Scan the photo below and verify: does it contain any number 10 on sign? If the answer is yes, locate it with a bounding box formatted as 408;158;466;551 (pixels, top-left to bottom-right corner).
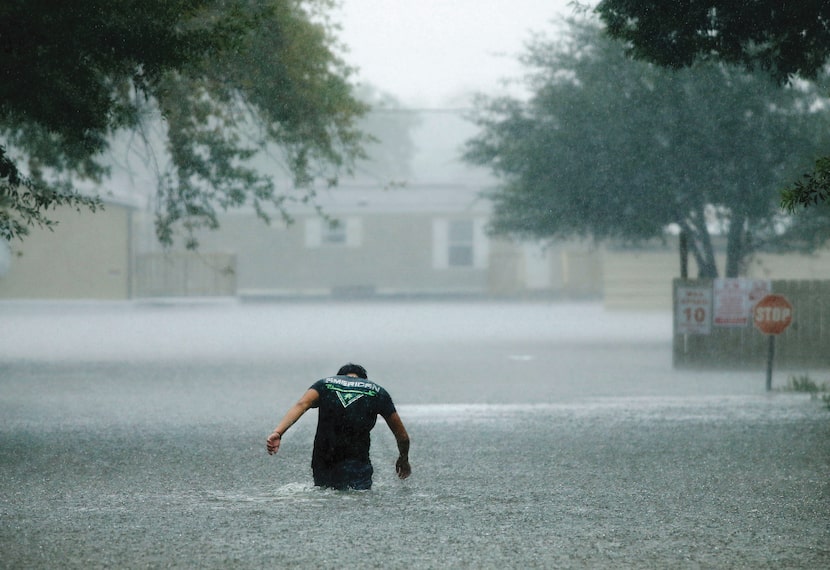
677;286;712;335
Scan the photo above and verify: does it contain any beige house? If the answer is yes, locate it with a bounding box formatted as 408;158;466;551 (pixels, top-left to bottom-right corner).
0;201;134;300
132;183;602;300
4;189;828;306
0;187;603;302
125;108;604;300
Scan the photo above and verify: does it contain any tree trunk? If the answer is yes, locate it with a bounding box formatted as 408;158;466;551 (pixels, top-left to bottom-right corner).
724;212;746;278
694;225;718;278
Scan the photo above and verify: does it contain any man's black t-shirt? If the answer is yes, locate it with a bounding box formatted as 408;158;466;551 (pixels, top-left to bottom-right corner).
309;376;396;470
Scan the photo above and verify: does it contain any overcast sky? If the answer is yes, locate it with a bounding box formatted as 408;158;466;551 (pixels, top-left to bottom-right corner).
334;0;584;108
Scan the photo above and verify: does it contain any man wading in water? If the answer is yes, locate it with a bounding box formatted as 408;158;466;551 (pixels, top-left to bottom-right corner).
266;363;411;490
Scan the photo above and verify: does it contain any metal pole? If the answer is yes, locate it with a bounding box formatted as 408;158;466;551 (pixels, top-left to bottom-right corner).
765;335;775;391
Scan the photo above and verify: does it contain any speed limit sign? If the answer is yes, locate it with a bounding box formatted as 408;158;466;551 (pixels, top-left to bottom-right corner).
677;285;712;335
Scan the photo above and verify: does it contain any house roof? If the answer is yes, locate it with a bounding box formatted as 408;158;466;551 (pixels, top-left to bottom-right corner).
295;183;493;215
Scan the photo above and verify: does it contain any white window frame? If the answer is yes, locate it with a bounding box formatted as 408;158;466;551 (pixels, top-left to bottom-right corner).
432;218;488;269
305;217;363;248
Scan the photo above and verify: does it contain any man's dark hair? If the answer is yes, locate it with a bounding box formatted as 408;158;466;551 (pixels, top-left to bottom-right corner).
337;363;368;379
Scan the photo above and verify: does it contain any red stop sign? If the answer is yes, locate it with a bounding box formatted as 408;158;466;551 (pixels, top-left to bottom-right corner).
753;294;793;335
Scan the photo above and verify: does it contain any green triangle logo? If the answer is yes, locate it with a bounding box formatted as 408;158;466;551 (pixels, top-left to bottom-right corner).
336;391;365;408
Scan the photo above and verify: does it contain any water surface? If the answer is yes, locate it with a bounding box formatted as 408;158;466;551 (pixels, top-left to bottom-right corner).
1;301;827;568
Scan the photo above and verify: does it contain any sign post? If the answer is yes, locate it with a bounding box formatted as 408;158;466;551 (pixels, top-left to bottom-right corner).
752;294;794;391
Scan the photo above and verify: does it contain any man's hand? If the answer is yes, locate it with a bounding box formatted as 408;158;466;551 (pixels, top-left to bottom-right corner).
385;412;410;480
395;456;411;479
266;431;282;455
266;389;319;456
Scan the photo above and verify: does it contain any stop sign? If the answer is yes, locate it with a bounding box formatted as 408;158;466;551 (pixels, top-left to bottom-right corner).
753;294;793;335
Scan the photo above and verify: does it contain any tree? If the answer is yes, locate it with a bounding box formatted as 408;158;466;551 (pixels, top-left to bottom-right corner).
0;0;368;248
595;0;830;211
463;18;830;278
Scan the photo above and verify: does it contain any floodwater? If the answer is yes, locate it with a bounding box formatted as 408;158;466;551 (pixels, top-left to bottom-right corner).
1;300;828;569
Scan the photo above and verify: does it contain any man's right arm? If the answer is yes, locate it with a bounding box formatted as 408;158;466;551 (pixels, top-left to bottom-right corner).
266;388;319;455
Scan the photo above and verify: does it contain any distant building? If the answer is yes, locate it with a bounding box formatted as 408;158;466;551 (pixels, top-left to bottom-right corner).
0;199;135;300
132;182;604;300
128;109;604;301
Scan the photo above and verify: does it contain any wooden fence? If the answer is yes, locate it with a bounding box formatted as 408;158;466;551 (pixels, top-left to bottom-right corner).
672;279;830;369
134;252;236;298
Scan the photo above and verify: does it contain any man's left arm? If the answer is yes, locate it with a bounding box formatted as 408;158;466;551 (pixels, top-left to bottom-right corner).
384;412;411;479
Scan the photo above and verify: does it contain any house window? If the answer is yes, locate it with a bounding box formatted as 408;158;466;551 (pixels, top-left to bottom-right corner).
305;217;362;248
448;220;474;267
321;221;347;245
432;218;488;269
